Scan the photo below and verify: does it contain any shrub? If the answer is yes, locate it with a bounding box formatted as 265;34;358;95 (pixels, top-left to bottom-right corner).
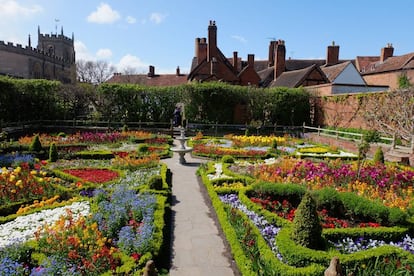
138;144;149;153
313;188;345;217
29;134;42;152
339;192;390;224
373;147;385;164
221;155;235;164
272;139;278;150
291;192;324;250
249;181;306;207
148;175;163;190
48;142;58;162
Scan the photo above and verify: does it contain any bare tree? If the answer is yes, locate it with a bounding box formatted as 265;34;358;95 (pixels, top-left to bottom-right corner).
76;60;116;84
362;88;414;142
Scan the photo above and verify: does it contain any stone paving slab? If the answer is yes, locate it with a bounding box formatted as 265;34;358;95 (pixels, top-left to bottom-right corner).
162;142;237;276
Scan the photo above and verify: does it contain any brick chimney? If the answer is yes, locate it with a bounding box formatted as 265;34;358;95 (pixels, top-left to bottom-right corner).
195;37;207;65
247;54;255;67
274;40;286;79
268;40;276;67
207;20;217;62
326;41;340;66
380;43;394;62
233;51;238;72
148;65;155;77
176;66;180;76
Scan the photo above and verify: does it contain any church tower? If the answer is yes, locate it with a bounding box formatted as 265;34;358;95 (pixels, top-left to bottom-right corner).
37;26;75;64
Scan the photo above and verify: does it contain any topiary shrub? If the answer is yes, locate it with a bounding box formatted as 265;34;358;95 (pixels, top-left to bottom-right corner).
291;192;324;250
272;139;278;150
49;142;58;162
29;134;42;152
138;144;149;154
221;155;235;164
373;147;385;164
148;175;163;190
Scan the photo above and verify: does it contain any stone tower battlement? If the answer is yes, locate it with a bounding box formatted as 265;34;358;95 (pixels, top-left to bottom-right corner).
0;26;76;83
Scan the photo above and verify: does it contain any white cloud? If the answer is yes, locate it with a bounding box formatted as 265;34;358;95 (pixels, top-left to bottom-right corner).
87;3;120;24
96;48;112;59
126;16;136;24
75;41;116;62
0;0;43;18
231;35;247;44
149;12;166;24
74;41;95;61
117;54;149;72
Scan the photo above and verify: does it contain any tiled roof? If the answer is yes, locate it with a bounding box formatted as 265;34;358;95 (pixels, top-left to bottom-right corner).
321;61;351;82
360;52;414;75
257;67;274;87
355;56;379;72
285;59;326;71
270;64;321;88
106;74;188;86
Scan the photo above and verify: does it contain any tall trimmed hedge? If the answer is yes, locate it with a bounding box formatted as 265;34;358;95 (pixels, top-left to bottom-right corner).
1;77;310;125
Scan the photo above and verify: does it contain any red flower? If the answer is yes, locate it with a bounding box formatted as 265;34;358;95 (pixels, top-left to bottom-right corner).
63;168;119;183
131;252;141;262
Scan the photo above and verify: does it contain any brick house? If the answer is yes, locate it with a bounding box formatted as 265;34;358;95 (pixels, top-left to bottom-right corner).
357;44;414;90
187;21;261;86
258;41;387;94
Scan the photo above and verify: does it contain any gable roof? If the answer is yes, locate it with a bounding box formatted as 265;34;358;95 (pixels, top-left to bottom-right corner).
270;64;329;88
106;73;188;86
360;52;414;75
188;47;238;82
321;61;352;82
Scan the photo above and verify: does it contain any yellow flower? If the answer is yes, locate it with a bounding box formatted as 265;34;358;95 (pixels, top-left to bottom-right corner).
15;180;23;187
13;167;21;174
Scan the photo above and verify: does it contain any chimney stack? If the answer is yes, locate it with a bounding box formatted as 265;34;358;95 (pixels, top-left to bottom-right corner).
326;41;340;66
268;40;276;67
247;54;255;67
148;65;155;77
233;51;238;72
176;66;180;76
207;20;217;62
195;38;207;65
380;43;394;62
274;40;286;79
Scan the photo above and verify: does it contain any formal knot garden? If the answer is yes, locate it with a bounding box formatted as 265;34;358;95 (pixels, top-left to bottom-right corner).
1;128;414;275
0;131;172;275
192;132;414;275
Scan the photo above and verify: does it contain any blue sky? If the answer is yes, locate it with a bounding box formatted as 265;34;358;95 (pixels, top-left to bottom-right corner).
1;0;414;74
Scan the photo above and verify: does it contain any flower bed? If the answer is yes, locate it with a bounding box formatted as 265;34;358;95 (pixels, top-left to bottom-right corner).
198;159;414;275
190;134;356;160
0;130;171;274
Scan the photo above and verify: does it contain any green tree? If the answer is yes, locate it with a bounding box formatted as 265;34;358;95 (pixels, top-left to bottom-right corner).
49;142;58;162
29;134;42;152
291;192;324;249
